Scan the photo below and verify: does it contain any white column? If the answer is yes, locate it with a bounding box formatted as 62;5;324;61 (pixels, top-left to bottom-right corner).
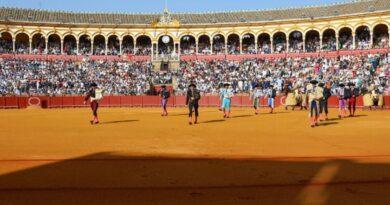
224;39;227;54
286;39;289;53
178;43;181;55
270;39;273;53
119;39;122;55
61;39;64;54
336;35;339;50
210;40;213;55
319;35;323;52
370;31;374;48
254;38;258;54
239;38;243;54
76;40;79;55
352;32;356;49
91;42;93;55
29;38;32;54
302;37;306;52
151;43;154;60
12;39;16;53
45;39;48;54
195;39;198;54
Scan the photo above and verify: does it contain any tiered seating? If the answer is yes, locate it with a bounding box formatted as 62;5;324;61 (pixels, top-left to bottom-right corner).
1;0;389;25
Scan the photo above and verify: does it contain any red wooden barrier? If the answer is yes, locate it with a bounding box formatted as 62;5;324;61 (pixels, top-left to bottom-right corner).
49;96;63;108
198;95;208;107
39;96;50;108
99;97;110;107
208;96;220;107
174;96;187;107
62;96;74;107
231;96;242;107
356;96;364;107
327;97;339;108
120;96;133;107
241;96;252;107
132;96;143;107
0;97;5;108
18;97;28;108
0;95;389;109
4;97;19;108
384;95;390;108
109;96;121;107
166;97;175;107
142;96;160;107
73;96;86;107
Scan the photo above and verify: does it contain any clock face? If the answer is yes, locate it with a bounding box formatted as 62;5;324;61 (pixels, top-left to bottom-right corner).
162;35;170;44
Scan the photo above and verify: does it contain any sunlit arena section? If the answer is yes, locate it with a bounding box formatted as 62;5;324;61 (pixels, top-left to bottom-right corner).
0;0;390;204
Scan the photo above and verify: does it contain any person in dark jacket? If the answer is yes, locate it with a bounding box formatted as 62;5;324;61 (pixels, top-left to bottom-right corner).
186;83;201;125
160;85;170;117
348;82;360;117
319;82;332;120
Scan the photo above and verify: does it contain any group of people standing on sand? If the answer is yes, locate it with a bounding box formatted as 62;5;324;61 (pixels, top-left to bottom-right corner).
158;83;202;125
84;80;385;127
281;79;385;127
249;84;278;114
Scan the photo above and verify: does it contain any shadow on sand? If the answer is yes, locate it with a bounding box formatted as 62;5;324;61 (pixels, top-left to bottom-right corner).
100;119;139;124
1;152;390;204
229;114;254;119
201;119;226;124
317;121;339;127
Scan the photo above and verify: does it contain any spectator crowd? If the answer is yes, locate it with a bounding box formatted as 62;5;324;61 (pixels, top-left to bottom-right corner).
0;54;389;96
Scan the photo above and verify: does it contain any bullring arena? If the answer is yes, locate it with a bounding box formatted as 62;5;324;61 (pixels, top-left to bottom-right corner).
1;0;390;204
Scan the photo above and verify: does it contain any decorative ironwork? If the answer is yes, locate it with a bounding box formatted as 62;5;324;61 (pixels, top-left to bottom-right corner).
151;6;180;28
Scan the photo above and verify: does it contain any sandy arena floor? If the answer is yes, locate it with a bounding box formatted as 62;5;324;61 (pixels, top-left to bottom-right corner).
0;107;389;205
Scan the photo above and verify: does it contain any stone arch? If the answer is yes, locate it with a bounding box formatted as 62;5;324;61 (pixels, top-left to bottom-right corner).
15;32;29;54
227;33;240;54
272;31;287;53
79;34;92;55
0;31;13;53
338;27;353;50
288;30;303;52
47;33;61;54
157;35;174;55
93;34;106;55
198;34;211;54
355;25;371;49
242;33;255;54
257;33;271;54
135;35;152;55
122;35;134;54
107;34;120;55
31;33;45;54
322;28;337;51
63;34;77;55
373;24;389;48
212;34;225;54
180;34;196;55
305;30;320;52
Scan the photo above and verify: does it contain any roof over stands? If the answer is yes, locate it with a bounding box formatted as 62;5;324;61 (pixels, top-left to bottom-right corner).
0;0;389;26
